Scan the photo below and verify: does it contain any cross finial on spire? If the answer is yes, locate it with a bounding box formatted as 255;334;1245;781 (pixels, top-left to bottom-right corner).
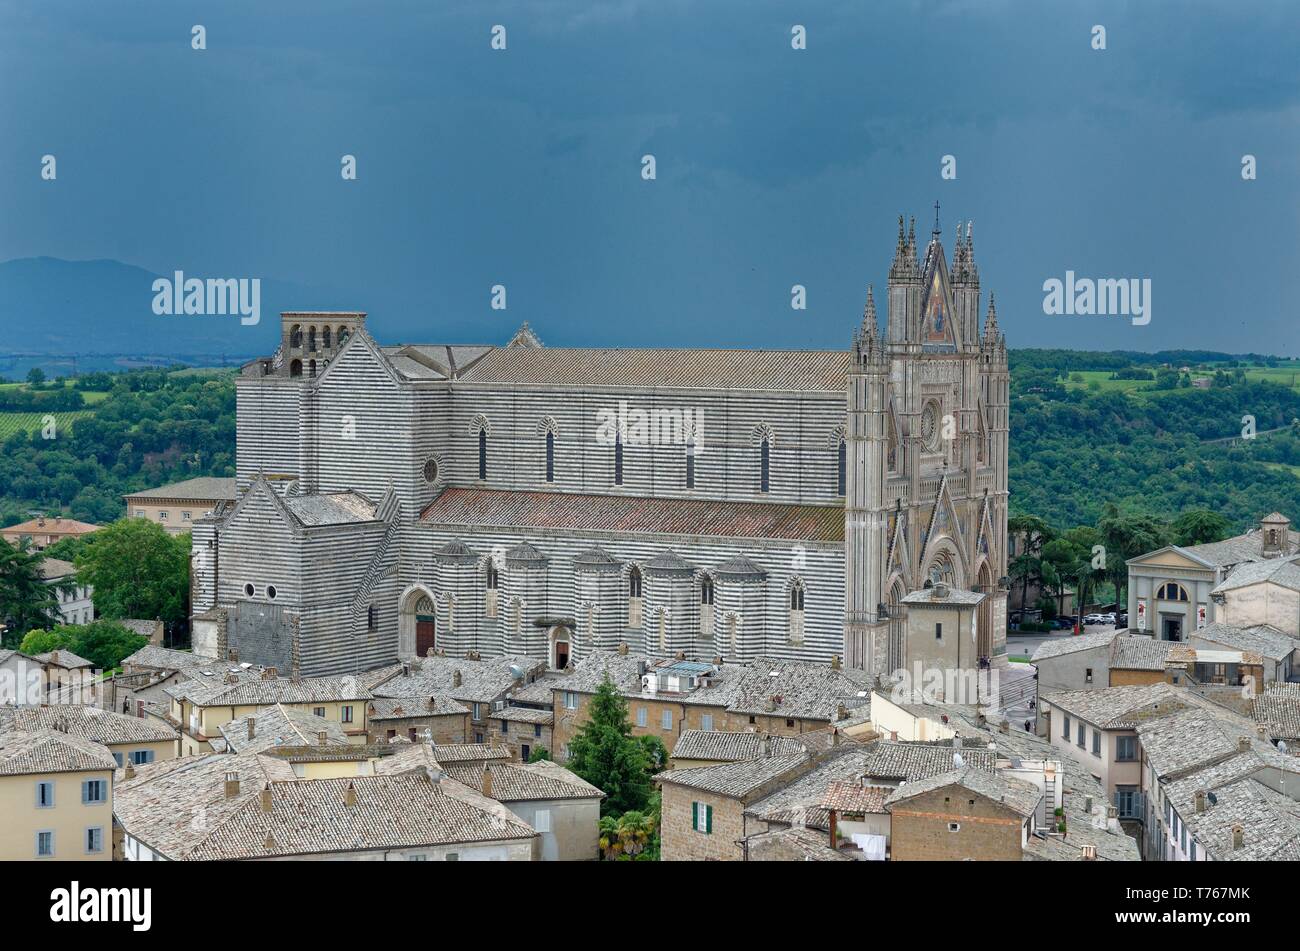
933;200;941;235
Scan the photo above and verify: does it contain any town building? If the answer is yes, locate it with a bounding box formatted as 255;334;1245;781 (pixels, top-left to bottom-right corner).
123;476;237;534
39;558;94;626
0;704;178;767
1125;512;1298;641
0;729;116;861
0;515;99;551
114;750;538;861
446;759;604;860
190;213;1010;683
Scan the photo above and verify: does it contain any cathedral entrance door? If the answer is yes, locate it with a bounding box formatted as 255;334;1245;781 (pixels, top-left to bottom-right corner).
416;614;436;655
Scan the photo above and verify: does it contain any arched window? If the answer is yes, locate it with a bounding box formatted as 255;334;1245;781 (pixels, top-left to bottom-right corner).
1156;582;1190;602
685;438;696;489
478;428;487;480
837;438;847;495
337;326;350;346
545;430;555;483
760;437;770;493
628;566;643;629
322;327;332;349
788;580;806;644
308;327;317;352
290;324;302;348
484;560;500;619
614;432;624;486
699;575;714;639
289;359;302;378
308;359;317;378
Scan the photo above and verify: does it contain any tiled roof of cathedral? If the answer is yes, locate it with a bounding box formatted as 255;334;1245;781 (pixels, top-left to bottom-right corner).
458;346;852;391
421;488;845;542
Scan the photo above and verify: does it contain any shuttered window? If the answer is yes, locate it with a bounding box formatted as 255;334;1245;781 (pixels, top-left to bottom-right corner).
692;801;713;834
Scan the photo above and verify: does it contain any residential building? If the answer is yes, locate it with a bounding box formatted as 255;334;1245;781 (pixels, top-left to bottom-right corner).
446;759;603;860
0;729;116;861
669;730;808;769
1190;622;1297;682
487;704;552;763
550;647;868;762
123;476;237;534
368;653;546;744
366;696;469;745
39;558;94;626
0;516;99;551
1038;683;1184;805
163;663;396;754
886;766;1042;861
114;751;537;861
0;704;179;767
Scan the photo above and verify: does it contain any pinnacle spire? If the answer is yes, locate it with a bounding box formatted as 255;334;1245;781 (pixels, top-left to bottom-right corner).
862;284;877;336
983;291;999;341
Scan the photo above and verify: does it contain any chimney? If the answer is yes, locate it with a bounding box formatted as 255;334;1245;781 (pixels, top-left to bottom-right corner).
344;781;357;808
1232;824;1244;850
1194;790;1207;813
618;642;628;655
830;654;841;671
481;764;494;798
124;762;136;780
224;771;240;799
260;784;273;813
264;832;276;851
762;735;772;758
765;696;777;713
1081;844;1097;861
247;717;256;740
50;650;59;665
261;667;277;681
1238;736;1251;752
836;703;847;722
228;648;239;664
318;730;328;746
889;730;898;742
953;735;963;750
453;670;463;688
999;719;1009;734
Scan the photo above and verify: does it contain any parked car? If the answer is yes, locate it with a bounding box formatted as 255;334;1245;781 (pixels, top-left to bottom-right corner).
1116;613;1129;627
1083;613;1104;624
1101;612;1117;624
1054;617;1076;630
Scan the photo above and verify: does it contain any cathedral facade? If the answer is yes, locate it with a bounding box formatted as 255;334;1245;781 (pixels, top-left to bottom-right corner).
191;213;1009;679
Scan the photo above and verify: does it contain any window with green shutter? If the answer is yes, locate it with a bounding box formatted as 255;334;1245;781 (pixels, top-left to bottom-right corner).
692;801;712;834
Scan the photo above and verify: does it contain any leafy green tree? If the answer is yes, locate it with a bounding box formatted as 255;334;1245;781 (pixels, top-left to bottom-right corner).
526;747;552;763
73;519;189;624
18;620;146;671
26;367;45;386
1170;509;1231;547
566;674;652;816
0;537;68;646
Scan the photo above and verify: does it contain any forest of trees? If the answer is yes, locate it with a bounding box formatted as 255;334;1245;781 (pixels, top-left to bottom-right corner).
0;368;235;528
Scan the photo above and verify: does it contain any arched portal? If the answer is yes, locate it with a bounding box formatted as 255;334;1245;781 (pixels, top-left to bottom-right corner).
549;625;572;670
397;585;437;660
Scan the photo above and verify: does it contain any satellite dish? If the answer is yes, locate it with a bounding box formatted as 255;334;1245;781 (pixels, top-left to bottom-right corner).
509;665;525;679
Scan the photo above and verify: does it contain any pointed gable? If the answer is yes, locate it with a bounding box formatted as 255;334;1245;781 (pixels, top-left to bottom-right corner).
920;238;958;348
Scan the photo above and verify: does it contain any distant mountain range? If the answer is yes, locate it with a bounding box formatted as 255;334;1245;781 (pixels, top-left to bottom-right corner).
0;257;366;359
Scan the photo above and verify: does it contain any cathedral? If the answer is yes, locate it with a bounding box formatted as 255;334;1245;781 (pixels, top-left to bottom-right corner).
190;211;1009;680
